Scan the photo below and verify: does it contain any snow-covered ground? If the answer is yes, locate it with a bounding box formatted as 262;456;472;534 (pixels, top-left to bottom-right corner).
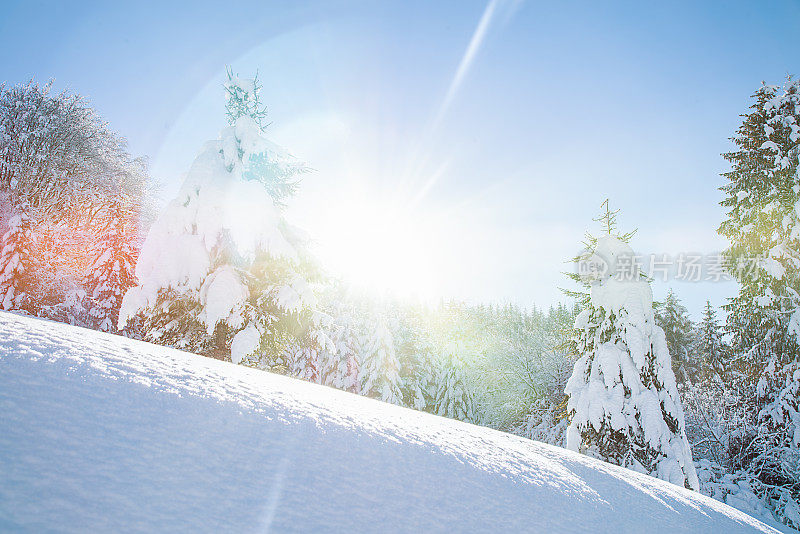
0;312;783;533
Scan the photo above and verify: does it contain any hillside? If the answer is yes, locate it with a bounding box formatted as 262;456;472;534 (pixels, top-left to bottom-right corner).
0;312;782;533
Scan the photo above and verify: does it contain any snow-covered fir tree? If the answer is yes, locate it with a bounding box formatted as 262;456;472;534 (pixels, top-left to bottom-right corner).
359;318;403;405
718;77;800;527
432;337;477;423
82;201;138;332
324;310;361;393
283;313;335;384
390;305;436;411
321;286;371;393
0;205;33;311
720;78;800;364
694;301;726;378
654;289;695;383
565;205;698;490
298;288;360;393
406;346;436;412
119;70;316;359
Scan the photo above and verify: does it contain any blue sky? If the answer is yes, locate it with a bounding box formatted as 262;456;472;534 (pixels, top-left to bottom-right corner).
2;0;799;316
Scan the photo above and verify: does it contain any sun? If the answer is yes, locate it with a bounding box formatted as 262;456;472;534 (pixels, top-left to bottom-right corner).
311;194;443;301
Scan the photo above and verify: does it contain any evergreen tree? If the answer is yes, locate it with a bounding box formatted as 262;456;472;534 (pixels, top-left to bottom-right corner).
359;319;403;405
654;289;694;382
719;78;800;368
325;314;361;393
82;201;137;332
694;301;726;378
0;205;33;311
119;71;316;359
432;337;477;423
407;345;436;411
314;292;362;393
284;316;335;384
391;305;436;411
718;77;800;527
564;206;698;490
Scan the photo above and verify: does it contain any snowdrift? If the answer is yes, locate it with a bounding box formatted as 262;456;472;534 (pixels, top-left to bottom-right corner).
0;313;781;533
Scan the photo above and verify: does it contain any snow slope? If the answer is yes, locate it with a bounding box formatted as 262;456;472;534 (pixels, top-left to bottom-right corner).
0;312;781;533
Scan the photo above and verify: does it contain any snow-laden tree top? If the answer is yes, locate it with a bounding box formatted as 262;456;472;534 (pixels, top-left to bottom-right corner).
585;235;652;314
224;68;267;128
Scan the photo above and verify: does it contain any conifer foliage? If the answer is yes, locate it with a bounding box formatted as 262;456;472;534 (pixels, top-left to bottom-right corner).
0;205;33;311
718;77;800;526
359;318;404;405
82;201;138;332
119;69;317;358
564;203;698;490
322;302;361;393
4;67;800;528
694;301;726;378
432;337;477;422
655;289;694;382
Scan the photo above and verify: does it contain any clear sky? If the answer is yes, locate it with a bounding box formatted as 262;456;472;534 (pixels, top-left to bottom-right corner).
2;0;799;316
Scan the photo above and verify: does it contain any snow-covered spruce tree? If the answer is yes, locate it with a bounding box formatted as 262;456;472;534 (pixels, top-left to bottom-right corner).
315;286;364;393
0;205;34;311
562;200;636;308
275;286;374;389
324;310;361;393
431;337;478;423
406;343;436;412
694;301;727;379
564;204;698;490
81;201;137;332
282;312;336;384
359;318;403;405
389;305;436;411
119;70;316;359
718;77;800;527
654;289;695;383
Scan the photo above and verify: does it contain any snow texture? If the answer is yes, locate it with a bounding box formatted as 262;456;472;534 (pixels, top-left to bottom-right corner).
0;312;783;533
230;323;260;365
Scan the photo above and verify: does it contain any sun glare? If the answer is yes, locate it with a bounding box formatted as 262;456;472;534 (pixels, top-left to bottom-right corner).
313;196;443;301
